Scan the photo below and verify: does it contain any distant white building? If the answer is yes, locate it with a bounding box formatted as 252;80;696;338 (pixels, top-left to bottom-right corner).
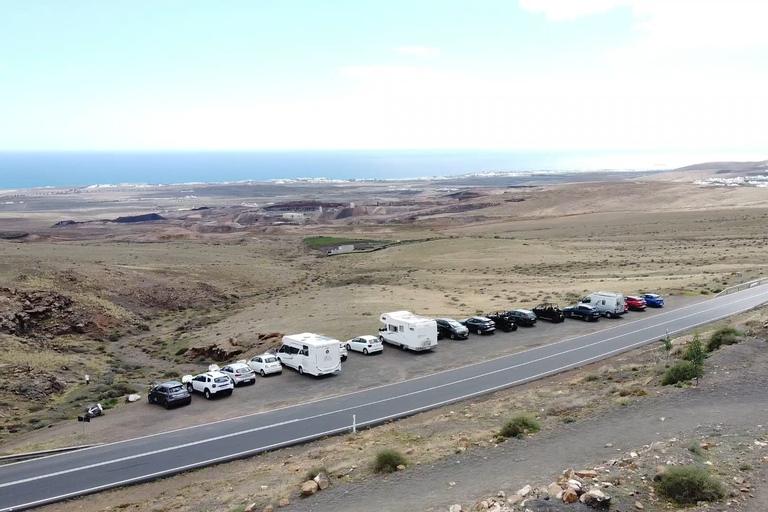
326;244;355;256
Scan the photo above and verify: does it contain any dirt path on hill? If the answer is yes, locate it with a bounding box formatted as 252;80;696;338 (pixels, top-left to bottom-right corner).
292;340;768;512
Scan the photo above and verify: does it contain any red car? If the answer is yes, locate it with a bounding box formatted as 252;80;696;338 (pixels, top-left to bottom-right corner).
625;295;647;311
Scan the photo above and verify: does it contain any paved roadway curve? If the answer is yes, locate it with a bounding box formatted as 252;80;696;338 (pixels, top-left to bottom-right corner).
2;285;767;511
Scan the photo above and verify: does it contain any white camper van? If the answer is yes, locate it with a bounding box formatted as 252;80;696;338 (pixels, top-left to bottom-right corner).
580;292;626;318
379;311;438;351
276;333;342;376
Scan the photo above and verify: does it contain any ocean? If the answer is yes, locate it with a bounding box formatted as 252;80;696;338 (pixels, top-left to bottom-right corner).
0;149;764;190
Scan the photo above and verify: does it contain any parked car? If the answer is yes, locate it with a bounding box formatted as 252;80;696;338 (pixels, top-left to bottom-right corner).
642;293;665;307
625;295;647;311
345;335;384;355
505;309;538;327
340;343;349;362
220;362;256;386
248;354;283;377
563;304;601;321
461;316;496;335
436;318;470;340
532;303;565;323
485;312;519;332
148;381;191;409
185;371;234;399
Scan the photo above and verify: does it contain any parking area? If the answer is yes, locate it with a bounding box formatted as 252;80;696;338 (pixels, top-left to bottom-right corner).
150;296;703;427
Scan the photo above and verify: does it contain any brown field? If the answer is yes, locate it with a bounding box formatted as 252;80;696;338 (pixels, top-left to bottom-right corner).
1;167;768;511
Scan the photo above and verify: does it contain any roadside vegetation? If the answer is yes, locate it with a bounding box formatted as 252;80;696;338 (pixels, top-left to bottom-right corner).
655;465;726;504
372;449;408;473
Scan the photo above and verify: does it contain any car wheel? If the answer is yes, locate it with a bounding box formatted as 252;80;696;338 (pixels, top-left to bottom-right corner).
227;390;233;396
363;348;369;355
298;366;304;375
163;399;170;410
204;389;211;399
260;370;265;377
450;333;456;340
187;383;193;393
379;335;385;343
346;344;352;351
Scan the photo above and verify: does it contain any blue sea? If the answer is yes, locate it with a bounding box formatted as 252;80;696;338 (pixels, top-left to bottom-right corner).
0;150;765;189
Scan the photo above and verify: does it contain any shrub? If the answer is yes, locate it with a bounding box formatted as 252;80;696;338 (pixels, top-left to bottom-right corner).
739;462;753;471
373;449;408;473
500;414;541;438
305;466;328;481
707;326;745;351
687;442;704;456
563;416;576;424
108;332;121;342
137;324;150;331
655;466;726;504
662;361;702;386
584;373;600;382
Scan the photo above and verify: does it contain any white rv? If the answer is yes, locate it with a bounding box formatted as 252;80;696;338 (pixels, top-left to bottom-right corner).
580;292;626;318
276;333;342;376
379;311;438;351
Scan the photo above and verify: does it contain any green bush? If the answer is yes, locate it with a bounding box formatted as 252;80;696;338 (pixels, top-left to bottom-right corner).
108;332;121;342
372;449;408;473
662;361;702;386
707;326;745;351
305;466;328;481
655;466;726;504
500;414;541;438
137;324;150;331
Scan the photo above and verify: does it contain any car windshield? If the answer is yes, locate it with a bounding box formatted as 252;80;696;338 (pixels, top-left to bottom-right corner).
168;385;183;393
264;357;277;363
214;377;230;383
448;321;462;328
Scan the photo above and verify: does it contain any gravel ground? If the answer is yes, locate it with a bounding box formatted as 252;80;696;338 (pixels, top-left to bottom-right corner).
291;338;768;512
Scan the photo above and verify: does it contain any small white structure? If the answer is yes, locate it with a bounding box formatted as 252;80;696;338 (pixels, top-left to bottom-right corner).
276;333;342;376
580;291;627;318
379;311;438;351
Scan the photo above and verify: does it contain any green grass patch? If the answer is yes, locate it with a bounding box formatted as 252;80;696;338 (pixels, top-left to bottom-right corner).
500;413;541;438
304;236;370;247
655;466;726;504
707;326;745;352
372;449;408;473
662;360;702;386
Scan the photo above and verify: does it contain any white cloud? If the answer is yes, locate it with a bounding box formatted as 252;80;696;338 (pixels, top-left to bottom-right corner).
394;45;441;58
518;0;627;20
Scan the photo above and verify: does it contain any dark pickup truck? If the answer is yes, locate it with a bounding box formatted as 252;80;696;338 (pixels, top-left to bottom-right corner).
485;312;519;332
532;303;565;323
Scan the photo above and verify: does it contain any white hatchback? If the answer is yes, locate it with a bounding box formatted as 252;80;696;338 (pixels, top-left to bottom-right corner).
248;354;283;377
345;335;384;355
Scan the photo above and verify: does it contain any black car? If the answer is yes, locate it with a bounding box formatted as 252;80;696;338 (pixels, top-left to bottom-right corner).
562;304;601;321
148;381;192;409
485;312;519;332
461;316;496;335
505;309;538;327
436;318;470;340
532;303;565;323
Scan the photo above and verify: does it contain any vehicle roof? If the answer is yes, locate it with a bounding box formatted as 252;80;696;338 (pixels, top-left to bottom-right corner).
470;316;491;321
199;371;228;378
283;332;341;346
226;362;250;368
158;380;183;387
437;317;460;322
354;335;379;340
626;295;642;300
513;309;535;314
570;304;597;309
381;310;435;324
643;293;661;297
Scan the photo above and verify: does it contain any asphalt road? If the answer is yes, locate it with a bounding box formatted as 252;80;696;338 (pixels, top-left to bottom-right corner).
1;285;767;511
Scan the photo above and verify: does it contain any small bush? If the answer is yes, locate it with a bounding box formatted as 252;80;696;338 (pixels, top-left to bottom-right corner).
739;462;753;471
500;414;541;438
687;442;704;456
108;332;121;342
584;373;600;382
662;361;701;386
563;416;576;424
707;326;745;351
373;449;408;473
305;466;328;481
137;324;150;331
655;466;726;504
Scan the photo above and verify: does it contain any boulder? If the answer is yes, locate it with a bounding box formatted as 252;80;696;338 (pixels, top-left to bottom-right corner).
243;504;256;512
507;495;523;505
547;483;563;495
278;498;290;507
301;480;319;496
263;506;274;512
562;488;579;503
653;465;668;481
314;472;330;490
567;479;584;493
449;505;462;512
396;464;406;471
581;489;611;508
575;469;597;478
126;394;141;403
516;484;532;497
634;501;644;510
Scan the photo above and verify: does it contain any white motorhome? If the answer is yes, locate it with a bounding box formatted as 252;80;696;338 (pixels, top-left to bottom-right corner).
276;333;342;376
580;291;626;318
379;311;438;351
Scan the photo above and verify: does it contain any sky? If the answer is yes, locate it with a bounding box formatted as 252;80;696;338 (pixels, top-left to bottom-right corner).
0;0;766;152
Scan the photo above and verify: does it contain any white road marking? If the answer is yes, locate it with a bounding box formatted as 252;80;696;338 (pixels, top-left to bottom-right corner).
4;287;767;497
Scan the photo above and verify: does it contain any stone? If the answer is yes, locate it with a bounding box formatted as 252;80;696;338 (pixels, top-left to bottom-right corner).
700;442;711;450
474;500;489;510
547;483;562;495
562;488;579;503
516;484;532;496
734;476;746;485
653;465;668;481
605;443;613;448
562;468;575;479
314;472;330;490
582;489;611;508
126;394;141;403
634;501;644;510
396;464;406;471
449;505;462;512
507;495;523;505
575;470;597;478
244;504;256;512
263;506;274;512
567;479;583;492
497;491;505;499
301;480;319;496
278;498;290;507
